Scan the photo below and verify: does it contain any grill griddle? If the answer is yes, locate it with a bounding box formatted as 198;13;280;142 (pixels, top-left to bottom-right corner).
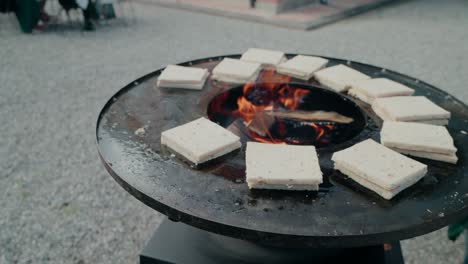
96;54;468;248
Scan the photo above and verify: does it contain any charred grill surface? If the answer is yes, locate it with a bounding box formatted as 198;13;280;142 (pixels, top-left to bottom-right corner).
97;54;468;248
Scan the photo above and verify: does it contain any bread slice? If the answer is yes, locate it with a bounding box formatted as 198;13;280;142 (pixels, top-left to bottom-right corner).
381;121;458;163
334;163;402;200
276;55;329;80
157;65;209;90
240;48;287;67
161;117;241;165
248;183;319;191
212;58;262;84
313;64;370;92
388;147;458;164
372;96;450;122
413;119;449;126
246;142;323;190
381;121;457;154
372;104;448;125
348;89;373;104
332;139;427;199
348;78;414;104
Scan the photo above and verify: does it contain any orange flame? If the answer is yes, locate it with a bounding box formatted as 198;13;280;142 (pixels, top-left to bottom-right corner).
278;84;310;110
231;70;335;145
207;69;337;145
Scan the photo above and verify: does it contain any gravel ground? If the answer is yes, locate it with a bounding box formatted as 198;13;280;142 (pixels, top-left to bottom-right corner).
1;0;467;263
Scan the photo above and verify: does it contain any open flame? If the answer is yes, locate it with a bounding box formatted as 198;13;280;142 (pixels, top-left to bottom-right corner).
237;83;333;144
231;70;336;145
207;69;360;146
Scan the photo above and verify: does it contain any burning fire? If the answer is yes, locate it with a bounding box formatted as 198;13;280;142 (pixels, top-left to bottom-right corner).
207;69;349;146
233;70;335;145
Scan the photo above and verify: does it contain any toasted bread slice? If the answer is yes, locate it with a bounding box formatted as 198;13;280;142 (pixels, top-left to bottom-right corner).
212;58;262;84
332;139;427;199
240;48;287;67
161;117;241;165
348;78;414;104
381;121;457;155
313;64;370;92
276;55;328;80
246;142;323;190
157;65;209;90
372;96;450;122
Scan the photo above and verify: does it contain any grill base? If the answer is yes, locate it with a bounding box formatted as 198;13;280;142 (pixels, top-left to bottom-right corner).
140;218;404;264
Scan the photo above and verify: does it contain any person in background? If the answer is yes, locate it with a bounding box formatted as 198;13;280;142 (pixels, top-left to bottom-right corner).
12;0;41;32
40;0;51;22
35;0;50;30
58;0;98;30
38;0;99;31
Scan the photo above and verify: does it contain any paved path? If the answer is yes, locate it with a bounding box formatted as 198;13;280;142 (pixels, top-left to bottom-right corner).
0;0;467;263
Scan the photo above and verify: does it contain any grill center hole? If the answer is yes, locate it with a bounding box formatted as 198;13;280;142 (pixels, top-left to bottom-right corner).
207;82;366;148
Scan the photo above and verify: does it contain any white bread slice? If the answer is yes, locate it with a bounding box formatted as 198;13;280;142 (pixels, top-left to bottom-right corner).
313;64;370;92
212;58;262;84
249;183;319;191
348;78;414;104
332;139;427;193
276;55;329;80
335;163;404;200
240;48;287;67
413;119;449;126
372;104;448;126
372;96;450;122
381;121;457;155
161;117;241;165
246;142;323;190
388;147;458;164
157;65;209;90
348;89;373;104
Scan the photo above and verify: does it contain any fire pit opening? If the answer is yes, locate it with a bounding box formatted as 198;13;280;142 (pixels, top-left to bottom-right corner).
207;82;366;148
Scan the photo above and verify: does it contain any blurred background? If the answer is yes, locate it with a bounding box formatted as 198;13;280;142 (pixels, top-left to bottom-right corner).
1;0;467;263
